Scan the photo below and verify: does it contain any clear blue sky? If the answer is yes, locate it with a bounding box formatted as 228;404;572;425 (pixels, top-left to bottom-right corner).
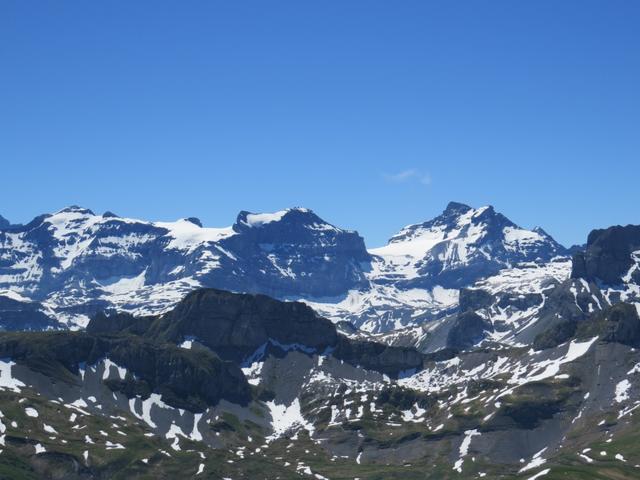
1;1;638;248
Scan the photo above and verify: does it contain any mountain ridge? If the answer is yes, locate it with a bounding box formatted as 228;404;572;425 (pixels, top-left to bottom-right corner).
0;202;570;332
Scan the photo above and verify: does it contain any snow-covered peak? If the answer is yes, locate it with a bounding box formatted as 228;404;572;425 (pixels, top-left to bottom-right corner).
43;206;98;232
369;201;567;290
383;203;500;246
371;203;498;261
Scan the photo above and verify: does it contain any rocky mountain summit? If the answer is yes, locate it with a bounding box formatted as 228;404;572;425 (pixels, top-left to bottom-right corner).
370;201;567;289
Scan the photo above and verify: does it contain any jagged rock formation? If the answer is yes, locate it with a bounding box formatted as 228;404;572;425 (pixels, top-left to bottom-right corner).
572;224;640;286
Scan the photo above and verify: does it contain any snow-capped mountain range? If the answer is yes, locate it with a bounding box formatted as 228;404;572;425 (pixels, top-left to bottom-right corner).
0;202;569;331
1;204;640;479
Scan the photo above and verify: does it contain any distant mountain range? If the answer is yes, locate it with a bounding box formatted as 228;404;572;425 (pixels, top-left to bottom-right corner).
1;202;640;479
0;201;569;332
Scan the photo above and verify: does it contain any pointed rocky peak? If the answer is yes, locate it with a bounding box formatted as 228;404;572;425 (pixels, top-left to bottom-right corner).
102;211;119;218
443;201;473;215
386;202;497;245
184;217;203;228
44;206;99;236
56;205;96;216
371;201;568;290
385;202;562;250
0;214;10;229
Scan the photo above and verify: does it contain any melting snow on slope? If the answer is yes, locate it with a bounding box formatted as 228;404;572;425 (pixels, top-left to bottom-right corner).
102;359;127;381
43;424;58;434
179;336;198;350
519;447;548;473
98;270;147;295
25;407;39;418
303;284;458;332
615;379;631;403
503;226;544;249
129;393;171;429
453;429;480;472
0;360;26;392
266;398;315;442
398;337;598;399
527;469;551;480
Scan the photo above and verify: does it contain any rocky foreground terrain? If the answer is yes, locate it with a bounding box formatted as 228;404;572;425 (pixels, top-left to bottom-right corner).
0;203;638;479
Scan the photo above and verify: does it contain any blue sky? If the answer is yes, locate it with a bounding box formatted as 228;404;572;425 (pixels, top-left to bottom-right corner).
1;1;638;248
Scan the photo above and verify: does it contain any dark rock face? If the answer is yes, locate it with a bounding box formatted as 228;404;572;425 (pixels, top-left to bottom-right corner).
0;296;62;331
533;319;578;350
30;451;93;480
490;382;577;430
86;311;156;336
148;289;339;362
333;337;424;376
214;208;371;298
458;288;494;312
85;288;428;376
446;311;493;350
529;279;605;349
0;214;9;229
0;331;251;411
567;243;586;255
104;335;251;410
601;303;640;346
185;217;203;227
571;225;640;284
540;281;592;323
